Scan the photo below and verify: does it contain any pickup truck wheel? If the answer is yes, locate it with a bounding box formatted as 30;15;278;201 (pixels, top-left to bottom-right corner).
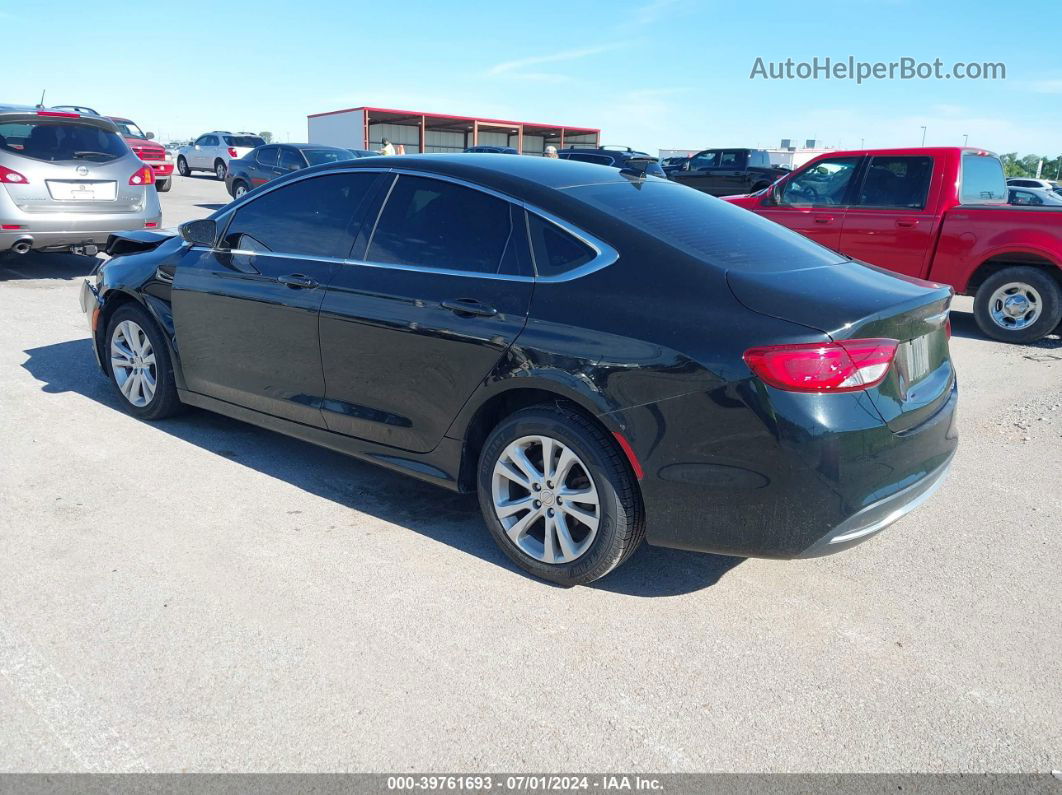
155;177;171;193
973;267;1062;344
176;156;190;176
214;160;227;180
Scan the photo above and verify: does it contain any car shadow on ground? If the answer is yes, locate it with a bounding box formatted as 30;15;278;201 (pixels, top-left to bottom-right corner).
950;307;1062;348
21;338;744;597
0;251;99;282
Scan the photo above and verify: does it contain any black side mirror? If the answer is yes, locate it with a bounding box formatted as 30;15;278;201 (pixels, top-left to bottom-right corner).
180;219;217;247
146;131;155;139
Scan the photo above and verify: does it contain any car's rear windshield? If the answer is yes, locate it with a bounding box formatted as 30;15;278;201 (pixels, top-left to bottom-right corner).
0;120;127;163
960;154;1007;204
568;179;845;273
225;135;265;148
303;148;353;165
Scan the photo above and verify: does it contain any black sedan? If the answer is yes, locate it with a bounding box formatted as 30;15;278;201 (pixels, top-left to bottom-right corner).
81;155;957;585
225;143;377;198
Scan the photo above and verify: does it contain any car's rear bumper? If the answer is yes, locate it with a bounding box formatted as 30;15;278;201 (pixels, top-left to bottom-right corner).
611;379;959;559
142;160;174;178
0;189;162;252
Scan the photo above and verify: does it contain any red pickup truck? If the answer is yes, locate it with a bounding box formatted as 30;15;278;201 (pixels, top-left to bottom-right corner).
107;116;174;193
724;147;1062;343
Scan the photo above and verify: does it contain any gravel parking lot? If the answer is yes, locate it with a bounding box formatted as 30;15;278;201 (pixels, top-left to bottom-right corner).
1;174;1059;773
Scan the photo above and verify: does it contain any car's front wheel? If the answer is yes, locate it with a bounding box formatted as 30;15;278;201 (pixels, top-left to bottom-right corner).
176;156;190;176
214;160;227;180
477;405;644;586
973;266;1062;343
105;304;182;420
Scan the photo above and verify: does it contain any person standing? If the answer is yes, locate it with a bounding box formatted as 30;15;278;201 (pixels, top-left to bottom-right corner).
379;137;396;156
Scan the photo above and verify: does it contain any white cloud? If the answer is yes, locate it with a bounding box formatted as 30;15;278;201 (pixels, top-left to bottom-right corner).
487;44;627;79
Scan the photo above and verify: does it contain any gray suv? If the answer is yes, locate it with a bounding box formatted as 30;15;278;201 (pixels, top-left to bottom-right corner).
0;105;162;255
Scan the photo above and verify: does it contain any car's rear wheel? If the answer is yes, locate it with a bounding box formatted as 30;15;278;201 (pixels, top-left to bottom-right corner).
973;267;1062;343
176;156;190;176
105;304;182;420
156;177;172;193
232;180;249;199
477;405;644;586
214;160;227;180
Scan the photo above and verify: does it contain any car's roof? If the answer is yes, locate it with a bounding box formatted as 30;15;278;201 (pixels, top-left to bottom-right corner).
297;152;631;194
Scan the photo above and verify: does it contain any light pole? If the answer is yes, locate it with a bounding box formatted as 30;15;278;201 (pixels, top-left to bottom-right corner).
962;134;968;147
920;126;927;146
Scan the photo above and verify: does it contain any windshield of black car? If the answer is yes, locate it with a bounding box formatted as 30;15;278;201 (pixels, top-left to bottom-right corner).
225;136;265;148
0;121;127;163
570;179;844;272
111;120;147;139
303;148;352;165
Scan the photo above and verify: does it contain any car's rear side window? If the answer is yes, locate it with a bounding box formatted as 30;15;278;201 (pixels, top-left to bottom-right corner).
0;121;127;163
221;172;378;259
854;156;933;209
961;154;1007;204
367;175;515;275
225;135;265;148
527;214;595;277
255;146;278;166
570;180;844;273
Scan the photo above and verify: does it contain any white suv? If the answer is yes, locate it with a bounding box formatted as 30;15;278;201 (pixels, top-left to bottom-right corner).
176;131;265;180
1006;177;1062;194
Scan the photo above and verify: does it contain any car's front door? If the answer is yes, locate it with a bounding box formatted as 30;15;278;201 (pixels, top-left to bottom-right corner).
318;173;534;452
250;145;279;186
756;156;863;250
670;149;718;193
172;170;382;426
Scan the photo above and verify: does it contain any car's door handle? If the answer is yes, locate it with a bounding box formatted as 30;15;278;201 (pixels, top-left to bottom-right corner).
813;215;835;224
896;218;919;228
441;299;497;318
278;273;319;289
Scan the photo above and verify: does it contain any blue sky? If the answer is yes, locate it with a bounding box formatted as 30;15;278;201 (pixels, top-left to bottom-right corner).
5;0;1062;154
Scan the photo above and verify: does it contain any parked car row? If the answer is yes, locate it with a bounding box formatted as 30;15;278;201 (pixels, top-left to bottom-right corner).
224;143;377;198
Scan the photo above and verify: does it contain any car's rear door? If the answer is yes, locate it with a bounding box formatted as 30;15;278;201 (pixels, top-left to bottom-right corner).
318;172;533;452
172;170;383;426
837;154;940;278
249;145;279;186
756;156;863;250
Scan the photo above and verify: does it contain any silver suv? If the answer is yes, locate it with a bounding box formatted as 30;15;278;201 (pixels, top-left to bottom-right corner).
0;105;162;256
176;132;265;180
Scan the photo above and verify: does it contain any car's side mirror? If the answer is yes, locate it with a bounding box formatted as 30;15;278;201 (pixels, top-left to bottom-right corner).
179;219;217;247
146;132;155;139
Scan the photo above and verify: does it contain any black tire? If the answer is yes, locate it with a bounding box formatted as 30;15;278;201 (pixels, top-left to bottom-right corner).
104;303;183;420
973;266;1062;344
231;180;249;199
214;160;227;180
155;177;171;193
176;156;190;177
477;404;645;586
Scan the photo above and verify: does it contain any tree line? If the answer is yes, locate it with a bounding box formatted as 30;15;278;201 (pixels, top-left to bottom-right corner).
999;153;1062;180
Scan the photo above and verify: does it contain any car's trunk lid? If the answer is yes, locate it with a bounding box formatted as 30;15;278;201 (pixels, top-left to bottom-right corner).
728;260;955;433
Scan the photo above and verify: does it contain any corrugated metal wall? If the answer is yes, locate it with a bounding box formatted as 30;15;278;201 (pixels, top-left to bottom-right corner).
368;123;421;153
307;110;365;148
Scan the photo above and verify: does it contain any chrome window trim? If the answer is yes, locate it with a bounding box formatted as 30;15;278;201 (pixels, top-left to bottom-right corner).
208;164;619;283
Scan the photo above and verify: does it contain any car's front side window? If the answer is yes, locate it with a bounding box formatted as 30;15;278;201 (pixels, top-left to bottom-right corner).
690;150;719;169
221;172;379;259
366;175;515;275
777;157;861;207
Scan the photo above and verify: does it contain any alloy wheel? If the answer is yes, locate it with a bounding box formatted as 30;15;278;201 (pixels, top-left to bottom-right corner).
110;320;157;408
216;162;226;180
491;435;600;564
234;183;247;198
989;282;1042;330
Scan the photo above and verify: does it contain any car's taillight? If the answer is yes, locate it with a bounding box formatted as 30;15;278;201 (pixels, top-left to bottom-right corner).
227;147;238;158
743;338;899;393
0;165;29;184
128;166;155;185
